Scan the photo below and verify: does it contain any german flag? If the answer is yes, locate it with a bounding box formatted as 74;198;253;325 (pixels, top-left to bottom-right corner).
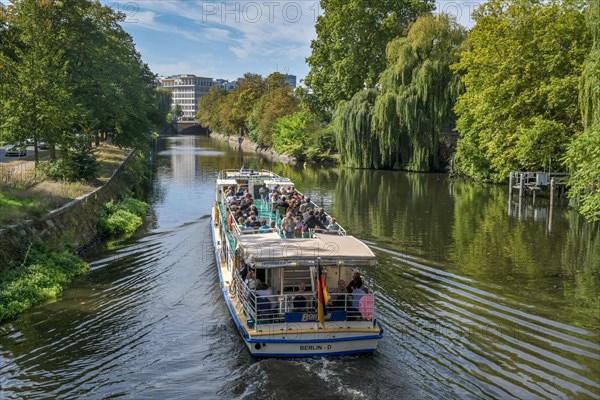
317;263;329;327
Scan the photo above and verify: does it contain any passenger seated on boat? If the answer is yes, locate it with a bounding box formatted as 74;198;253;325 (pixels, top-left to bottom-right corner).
245;270;257;289
347;272;363;293
302;210;327;237
258;220;270;233
292;282;309;312
349;280;366;319
240;194;254;211
240;264;249;282
255;283;275;320
303;197;313;209
237;217;245;229
316;208;328;226
331;279;348;310
242;220;254;231
226;192;236;204
327;218;340;231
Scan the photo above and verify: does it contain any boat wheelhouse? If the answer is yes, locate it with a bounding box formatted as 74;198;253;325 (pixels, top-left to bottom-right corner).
211;169;383;357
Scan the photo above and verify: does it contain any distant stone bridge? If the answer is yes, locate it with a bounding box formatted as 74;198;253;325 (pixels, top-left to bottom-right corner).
174;121;209;135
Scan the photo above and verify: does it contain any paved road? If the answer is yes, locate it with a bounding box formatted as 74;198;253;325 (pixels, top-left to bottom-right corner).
0;145;46;163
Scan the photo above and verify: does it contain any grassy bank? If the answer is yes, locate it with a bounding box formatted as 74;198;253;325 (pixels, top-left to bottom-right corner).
0;145;149;322
0;144;130;228
0;244;89;322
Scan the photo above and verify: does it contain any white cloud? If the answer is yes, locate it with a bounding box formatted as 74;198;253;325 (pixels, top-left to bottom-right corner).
104;0;316;79
125;1;316;60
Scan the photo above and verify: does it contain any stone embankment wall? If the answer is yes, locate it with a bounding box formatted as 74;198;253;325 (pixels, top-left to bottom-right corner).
0;151;134;269
209;132;298;164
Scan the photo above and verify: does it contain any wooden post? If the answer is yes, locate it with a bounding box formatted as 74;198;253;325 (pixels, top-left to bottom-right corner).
519;173;525;198
509;172;514;198
550;178;555;208
549;178;555;232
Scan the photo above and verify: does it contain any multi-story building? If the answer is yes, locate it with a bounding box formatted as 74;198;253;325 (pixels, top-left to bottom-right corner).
214;79;237;92
284;74;297;89
158;74;214;119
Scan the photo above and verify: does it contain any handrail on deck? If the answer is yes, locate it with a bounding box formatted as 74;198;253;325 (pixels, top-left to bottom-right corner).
217;169;280;180
246;290;375;326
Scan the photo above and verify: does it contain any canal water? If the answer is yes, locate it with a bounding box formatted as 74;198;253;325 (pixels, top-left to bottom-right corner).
1;135;598;399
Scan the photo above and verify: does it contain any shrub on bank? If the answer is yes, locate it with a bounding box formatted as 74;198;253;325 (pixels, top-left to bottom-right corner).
0;244;89;322
98;195;149;238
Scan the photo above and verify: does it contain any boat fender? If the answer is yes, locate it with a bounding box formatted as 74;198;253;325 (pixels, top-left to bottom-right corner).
212;203;219;226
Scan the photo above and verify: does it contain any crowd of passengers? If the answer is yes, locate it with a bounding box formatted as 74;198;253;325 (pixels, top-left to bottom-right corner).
223;183;340;237
240;267;371;319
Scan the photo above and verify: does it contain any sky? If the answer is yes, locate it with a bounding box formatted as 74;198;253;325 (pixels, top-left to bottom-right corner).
1;0;482;83
98;1;482;83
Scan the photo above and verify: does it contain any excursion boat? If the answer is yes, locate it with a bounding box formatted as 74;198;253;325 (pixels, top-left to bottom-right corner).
211;169;383;357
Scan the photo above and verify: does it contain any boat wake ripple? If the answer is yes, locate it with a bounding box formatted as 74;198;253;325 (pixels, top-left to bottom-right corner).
369;245;600;399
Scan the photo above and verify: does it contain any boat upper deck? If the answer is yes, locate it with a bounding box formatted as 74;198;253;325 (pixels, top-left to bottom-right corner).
216;170;348;237
235;232;378;268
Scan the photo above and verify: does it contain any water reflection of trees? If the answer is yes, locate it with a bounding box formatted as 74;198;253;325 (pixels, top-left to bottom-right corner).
325;166;598;324
451;181;600;323
561;212;600;322
332;169;455;261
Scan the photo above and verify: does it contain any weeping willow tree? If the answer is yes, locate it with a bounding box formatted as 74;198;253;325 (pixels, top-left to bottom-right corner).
566;0;600;221
333;89;381;169
372;14;466;171
579;0;600;129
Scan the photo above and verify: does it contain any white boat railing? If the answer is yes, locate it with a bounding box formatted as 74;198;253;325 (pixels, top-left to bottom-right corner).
229;266;375;327
249;291;375;326
217;169;279;181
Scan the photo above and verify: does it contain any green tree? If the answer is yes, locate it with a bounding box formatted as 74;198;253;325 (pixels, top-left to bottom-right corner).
453;0;591;181
196;85;228;132
149;89;172;129
305;0;433;116
372;14;466;171
271;112;310;159
173;104;183;118
248;85;300;147
332;89;381;168
0;0;72;164
220;73;266;135
0;0;163;177
565;0;600;221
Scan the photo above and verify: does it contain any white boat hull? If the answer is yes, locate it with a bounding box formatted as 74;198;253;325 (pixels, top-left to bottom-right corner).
245;337;381;357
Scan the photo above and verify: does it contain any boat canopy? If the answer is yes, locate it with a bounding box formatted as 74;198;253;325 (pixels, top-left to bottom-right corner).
216;178;239;186
235;233;378;268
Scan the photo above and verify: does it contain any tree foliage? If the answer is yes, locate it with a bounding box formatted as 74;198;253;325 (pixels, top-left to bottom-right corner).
453;0;591;181
565;0;600;221
271;112;310;159
333;89;381;169
0;0;167;175
248;86;300;147
196;72;302;149
196;85;228;132
372;14;466;171
220;73;267;135
305;0;433;116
